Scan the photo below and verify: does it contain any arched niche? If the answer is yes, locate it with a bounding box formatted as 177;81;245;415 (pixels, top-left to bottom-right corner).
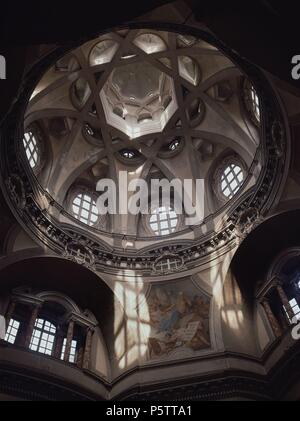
231;209;300;299
228;210;300;354
0;256;126;380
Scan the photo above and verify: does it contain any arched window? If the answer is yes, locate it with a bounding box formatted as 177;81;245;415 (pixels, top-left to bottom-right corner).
23;131;40;169
133;33;166;54
220;163;244;199
149;206;178;236
5;319;20;344
243;79;261;125
29;318;56;356
89;39;119;66
3;291;97;370
72;193;99;226
261;252;300;335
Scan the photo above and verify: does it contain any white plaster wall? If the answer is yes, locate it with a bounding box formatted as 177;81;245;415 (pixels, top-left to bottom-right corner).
90;327;110;379
256;305;272;352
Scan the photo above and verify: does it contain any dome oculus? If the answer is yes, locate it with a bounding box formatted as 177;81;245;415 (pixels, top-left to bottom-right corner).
101;60;177;138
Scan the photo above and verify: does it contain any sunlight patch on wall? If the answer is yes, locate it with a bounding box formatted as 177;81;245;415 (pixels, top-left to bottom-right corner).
114;275;150;369
221;309;244;331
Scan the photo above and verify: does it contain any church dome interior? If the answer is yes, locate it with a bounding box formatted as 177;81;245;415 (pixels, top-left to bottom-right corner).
23;28;262;242
0;0;300;402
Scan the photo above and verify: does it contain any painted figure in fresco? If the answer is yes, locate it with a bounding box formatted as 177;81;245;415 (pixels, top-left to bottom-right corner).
158;292;191;333
147;284;211;359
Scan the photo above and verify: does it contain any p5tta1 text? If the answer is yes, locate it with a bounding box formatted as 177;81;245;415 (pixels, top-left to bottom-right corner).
150;406;191;416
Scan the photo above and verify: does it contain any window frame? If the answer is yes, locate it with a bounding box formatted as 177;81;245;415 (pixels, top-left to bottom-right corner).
5;318;20;344
22;129;42;173
158;136;184;159
153;254;184;274
213;155;247;203
220;163;244;199
117;148;144;165
60;337;78;363
29;318;56;356
283;298;300;324
71;191;99;227
149;205;179;236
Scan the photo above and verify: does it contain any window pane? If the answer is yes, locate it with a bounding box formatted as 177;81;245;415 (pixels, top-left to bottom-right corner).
5;319;20;344
29;319;56;356
150;206;178;236
220;164;244;199
23;131;39;169
61;338;77;363
72;193;99;226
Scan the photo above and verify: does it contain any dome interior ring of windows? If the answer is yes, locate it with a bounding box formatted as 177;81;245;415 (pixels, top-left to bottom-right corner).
20;28;265;238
